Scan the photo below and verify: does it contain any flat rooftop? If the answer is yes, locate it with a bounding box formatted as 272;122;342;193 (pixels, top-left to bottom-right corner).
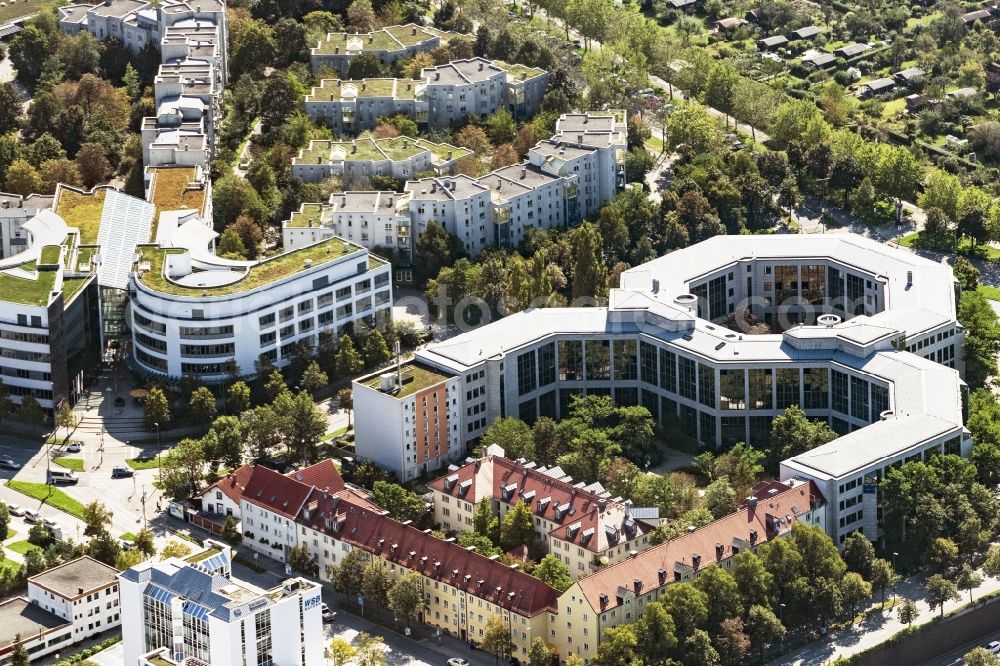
359;362;452;398
0;598;70;648
29;556;119;598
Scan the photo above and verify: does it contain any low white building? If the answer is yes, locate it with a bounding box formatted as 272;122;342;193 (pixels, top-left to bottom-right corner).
290;136;470;185
0;556;121;663
119;550;324;666
310;24;465;75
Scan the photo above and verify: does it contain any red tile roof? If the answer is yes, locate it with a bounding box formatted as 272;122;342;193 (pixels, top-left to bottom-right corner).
242;465;316;519
202;464;255;505
576;480;825;611
316;504;560;617
430;454;651;552
287;459;345;493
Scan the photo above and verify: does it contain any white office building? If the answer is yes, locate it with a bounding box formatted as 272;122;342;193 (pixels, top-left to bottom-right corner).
304;58;548;133
119;550;324;666
283;111;627;263
353;234;969;543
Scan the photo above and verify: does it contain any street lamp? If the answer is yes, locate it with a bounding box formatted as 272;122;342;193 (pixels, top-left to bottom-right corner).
892;551;900;604
154;422;161;482
779;602;786;651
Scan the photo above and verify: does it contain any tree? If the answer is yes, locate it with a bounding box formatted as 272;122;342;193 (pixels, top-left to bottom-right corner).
928;536;959;571
329;638;357;666
533;554;572;591
768;405;836;469
897;597;919;625
55;401;76;441
5;159;42;197
0;83;22;135
243;404;283;463
355;632;388;666
473;498;496;538
363;330;392;368
455;124;492;154
280;391;327;464
336;335;364;378
527;637;553;666
692;564;741;629
335;388;354;429
226;381;251;414
289;543;319;576
703;476;737;519
684;629;720;666
926;574;960;616
161;541;193;559
230;19;276;80
625;147;655;184
189;386;217;422
481;417;534;460
217;228;248;259
159;437;206;499
75;143;110;188
221;515;242;545
957;564;983;603
0;502;8;541
629;600;676;663
207;415;245;468
732;550;773;611
842;531;877;579
592;625;642;666
361;563;392;613
745;604;785;659
482;615;514;666
662;582;708;640
716;443;765;498
388;572;423;625
954;256;980;292
485;108;517;145
499;500;535;551
716;617;750;666
82;501;113;538
346;0;376;31
328;548;367;595
840;572;872;622
40;159;82;192
869;557;900;605
703;61;741;125
347;52;389;79
87;530;122;566
133;528;156;557
10;635;28;666
960;291;1000;390
299;361;329;394
964;648;1000;666
571;222;606;300
371;481;426;524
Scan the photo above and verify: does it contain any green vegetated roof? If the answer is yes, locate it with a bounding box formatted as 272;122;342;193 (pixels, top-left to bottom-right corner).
416;138;470;162
287;203;326;229
361;362;451;398
39;245;61;266
62;276;92;303
494;60;546;81
76;246;98;273
185;547;222;563
314;29;404;55
55;189;106;245
0;262;56;307
309;78;420;101
138;238;365;297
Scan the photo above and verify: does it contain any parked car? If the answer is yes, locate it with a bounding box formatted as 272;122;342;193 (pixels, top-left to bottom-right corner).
111;466;133;479
47;469;78;485
0;458;21;470
447;660;470;666
41;517;57;529
23;510;41;523
987;641;1000;655
121;540;134;551
321;603;335;623
65;443;81;453
6;504;23;516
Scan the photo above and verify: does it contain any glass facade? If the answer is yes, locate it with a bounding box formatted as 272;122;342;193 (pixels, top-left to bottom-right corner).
698;364;715;408
659;349;676;392
614;340;637;381
748;369;773;410
847;274;866;316
850;376;870;421
831;370;849;415
776;368;800;409
720;369;745;410
872;384;889;417
775;266;798;306
804;368;829;409
801;265;826;305
538;343;556;387
640;341;657;385
585;341;610;380
516;350;536;396
678;357;696;401
559;341;583;381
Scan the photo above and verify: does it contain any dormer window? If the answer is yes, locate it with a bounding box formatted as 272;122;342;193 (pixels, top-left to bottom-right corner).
445;474;458;491
599;593;609;607
458;480;472;496
502;483;518;500
537;497;550;513
692;554;701;569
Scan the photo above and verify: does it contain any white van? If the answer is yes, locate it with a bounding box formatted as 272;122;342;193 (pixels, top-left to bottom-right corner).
47;469;78;485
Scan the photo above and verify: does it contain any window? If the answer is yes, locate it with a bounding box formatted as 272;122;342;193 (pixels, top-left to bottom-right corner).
748;369;772;410
659;349;676;392
850;376;870;421
831;370;849;415
613;340;637;381
803;368;828;409
585;340;610;381
639;341;657;385
516;351;536;396
776;368;800;409
698;364;715;407
871;384;889;418
720;369;745;410
538;343;556;387
678;357;696;400
558;341;583;381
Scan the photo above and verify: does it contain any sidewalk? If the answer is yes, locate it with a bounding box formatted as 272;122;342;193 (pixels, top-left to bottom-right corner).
776;562;1000;665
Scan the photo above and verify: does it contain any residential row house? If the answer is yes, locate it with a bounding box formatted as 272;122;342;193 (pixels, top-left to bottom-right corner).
310;24;467;75
428;446;660;579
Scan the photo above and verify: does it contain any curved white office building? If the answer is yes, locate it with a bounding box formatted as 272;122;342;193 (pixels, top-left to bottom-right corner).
355;233;968;544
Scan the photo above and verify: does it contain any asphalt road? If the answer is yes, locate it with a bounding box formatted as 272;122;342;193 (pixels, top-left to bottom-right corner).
920;631;1000;666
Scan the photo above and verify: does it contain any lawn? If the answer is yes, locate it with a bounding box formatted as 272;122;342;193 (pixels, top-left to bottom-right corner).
0;261;57;307
7;540;41;556
6;481;86;519
52;457;84;472
881;98;906;119
126;457;160;470
978;285;1000;301
0;555;19;574
121;532;137;542
897;232;1000;261
0;0;56;24
55;189;106;244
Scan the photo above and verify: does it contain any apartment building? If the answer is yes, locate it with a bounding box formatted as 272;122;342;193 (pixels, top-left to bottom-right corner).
553;480;825;663
295;498;561;659
119;550;324;666
304;58;548;133
429;446;660;579
0;557;120;664
0;193;54;259
283;111;627;263
291;136;470;185
353;361;464;481
353;233;969;545
310;24;465;75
